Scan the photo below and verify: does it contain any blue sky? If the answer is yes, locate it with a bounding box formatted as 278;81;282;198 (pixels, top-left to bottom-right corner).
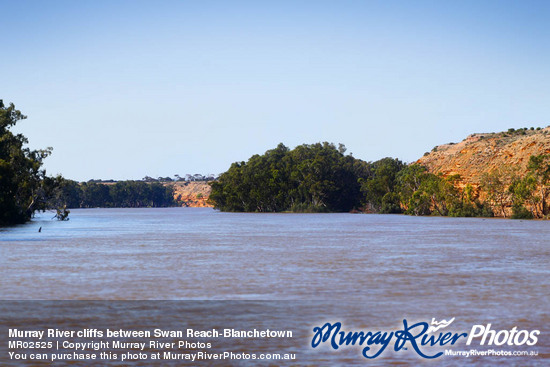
3;0;549;181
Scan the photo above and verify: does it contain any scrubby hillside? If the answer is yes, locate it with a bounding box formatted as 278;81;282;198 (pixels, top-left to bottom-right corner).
417;127;550;188
416;126;550;218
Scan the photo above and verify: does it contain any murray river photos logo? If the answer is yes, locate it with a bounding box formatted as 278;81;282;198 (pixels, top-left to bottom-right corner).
311;318;540;360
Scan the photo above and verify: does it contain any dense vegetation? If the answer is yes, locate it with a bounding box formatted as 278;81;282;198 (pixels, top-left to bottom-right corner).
55;180;175;208
394;164;493;217
481;154;550;219
0;101;65;225
209;142;550;219
209;143;368;212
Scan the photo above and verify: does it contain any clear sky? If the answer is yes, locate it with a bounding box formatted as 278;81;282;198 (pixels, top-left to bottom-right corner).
3;0;549;181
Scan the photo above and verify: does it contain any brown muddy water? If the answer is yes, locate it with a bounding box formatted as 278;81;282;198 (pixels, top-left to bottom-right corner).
0;208;548;366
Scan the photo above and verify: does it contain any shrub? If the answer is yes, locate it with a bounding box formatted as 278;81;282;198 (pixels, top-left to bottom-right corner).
511;205;534;219
380;192;402;214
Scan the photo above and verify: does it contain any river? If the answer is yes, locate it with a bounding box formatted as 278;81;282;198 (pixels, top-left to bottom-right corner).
0;208;548;365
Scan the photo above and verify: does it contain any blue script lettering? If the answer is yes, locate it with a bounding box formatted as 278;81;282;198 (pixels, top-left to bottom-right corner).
311;322;393;358
311;319;467;360
422;329;467;346
394;320;442;358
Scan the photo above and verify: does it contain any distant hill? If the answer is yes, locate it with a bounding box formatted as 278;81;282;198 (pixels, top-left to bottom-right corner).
416;126;550;188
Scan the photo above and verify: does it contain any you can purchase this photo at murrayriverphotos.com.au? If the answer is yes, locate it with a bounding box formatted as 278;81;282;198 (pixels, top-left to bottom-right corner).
1;1;549;366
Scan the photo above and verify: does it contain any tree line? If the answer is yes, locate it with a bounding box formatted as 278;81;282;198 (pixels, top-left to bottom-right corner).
53;179;176;209
87;174;218;183
144;174;218;182
209;142;550;219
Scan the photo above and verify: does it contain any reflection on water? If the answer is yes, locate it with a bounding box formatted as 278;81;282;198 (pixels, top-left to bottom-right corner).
0;208;548;365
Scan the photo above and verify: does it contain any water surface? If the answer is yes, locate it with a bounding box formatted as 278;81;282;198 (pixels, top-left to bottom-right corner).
1;208;548;365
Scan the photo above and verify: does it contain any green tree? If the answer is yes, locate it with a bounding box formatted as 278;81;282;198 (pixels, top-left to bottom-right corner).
447;182;493;217
209;142;367;212
55;178;83;208
480;167;514;218
81;182;112;207
0;101;53;225
361;157;405;213
508;175;538;219
396;164;432;215
527;154;550;216
41;175;78;220
396;165;491;217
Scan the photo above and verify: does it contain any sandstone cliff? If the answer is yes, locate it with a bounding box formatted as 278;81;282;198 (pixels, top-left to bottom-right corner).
416;126;550;188
172;181;212;207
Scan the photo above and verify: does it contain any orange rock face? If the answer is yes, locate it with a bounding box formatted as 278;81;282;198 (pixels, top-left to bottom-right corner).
171;181;213;207
416;127;550;189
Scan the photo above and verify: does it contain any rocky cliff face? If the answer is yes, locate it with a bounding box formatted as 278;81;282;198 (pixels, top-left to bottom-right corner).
416;126;550;188
172;181;212;207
